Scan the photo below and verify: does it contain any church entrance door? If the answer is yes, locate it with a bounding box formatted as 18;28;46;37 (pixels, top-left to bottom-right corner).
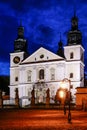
35;88;46;104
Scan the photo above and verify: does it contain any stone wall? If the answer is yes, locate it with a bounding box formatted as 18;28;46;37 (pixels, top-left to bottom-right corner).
76;87;87;110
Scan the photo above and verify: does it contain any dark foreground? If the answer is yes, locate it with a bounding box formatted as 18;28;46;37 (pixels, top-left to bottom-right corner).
0;108;87;130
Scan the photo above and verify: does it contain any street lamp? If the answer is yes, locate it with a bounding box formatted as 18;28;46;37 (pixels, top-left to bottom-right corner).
60;78;71;123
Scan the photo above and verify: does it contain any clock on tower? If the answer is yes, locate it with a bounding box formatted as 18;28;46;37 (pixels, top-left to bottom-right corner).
13;56;20;64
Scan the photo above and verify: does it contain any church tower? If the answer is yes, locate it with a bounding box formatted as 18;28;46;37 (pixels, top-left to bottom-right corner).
57;35;65;58
67;12;82;45
9;23;28;98
64;12;84;96
14;22;27;52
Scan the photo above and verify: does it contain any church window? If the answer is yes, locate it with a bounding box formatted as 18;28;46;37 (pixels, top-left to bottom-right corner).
27;70;32;82
40;54;44;59
70;73;73;78
70;52;74;59
70;85;73;89
15;77;18;81
39;69;44;80
50;68;55;80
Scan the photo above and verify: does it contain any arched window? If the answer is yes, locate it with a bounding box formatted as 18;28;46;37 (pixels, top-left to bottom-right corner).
50;68;55;80
27;70;32;82
70;73;73;78
39;69;44;80
15;77;18;81
70;52;74;59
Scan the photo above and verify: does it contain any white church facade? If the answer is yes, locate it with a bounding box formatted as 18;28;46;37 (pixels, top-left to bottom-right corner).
9;14;84;107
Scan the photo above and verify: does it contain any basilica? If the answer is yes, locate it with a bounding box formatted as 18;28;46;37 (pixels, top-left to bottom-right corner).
9;14;84;107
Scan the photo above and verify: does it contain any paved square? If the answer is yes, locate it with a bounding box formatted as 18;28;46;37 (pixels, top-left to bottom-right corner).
0;109;87;130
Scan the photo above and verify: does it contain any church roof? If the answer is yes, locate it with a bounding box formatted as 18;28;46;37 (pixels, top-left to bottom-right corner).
21;47;64;64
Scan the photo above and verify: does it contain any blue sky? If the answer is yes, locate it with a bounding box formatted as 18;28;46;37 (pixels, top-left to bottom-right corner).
0;0;87;75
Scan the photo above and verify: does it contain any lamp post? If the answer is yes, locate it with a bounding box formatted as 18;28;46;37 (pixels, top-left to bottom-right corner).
60;78;71;123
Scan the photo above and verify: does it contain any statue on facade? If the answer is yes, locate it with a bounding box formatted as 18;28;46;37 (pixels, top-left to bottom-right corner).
31;86;35;106
46;88;50;106
15;88;19;108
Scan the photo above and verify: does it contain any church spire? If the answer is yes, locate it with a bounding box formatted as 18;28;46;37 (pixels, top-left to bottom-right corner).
67;11;82;46
14;21;27;53
18;20;24;38
71;10;78;31
57;33;65;58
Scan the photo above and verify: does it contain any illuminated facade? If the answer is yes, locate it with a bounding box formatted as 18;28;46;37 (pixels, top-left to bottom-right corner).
9;14;84;107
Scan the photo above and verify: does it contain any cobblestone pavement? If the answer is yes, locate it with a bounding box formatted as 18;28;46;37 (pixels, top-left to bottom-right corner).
0;109;87;130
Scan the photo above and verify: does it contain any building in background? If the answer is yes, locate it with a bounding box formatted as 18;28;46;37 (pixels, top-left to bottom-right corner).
9;14;84;107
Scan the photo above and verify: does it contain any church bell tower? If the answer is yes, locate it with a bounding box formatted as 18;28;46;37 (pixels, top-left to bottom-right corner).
67;12;82;46
64;12;84;91
9;22;28;99
14;22;27;52
11;22;28;68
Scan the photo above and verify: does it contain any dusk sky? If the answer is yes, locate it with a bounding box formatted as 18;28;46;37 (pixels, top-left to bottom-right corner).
0;0;87;75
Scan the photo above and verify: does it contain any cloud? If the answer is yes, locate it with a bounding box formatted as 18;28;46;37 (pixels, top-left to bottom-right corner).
0;62;9;75
37;24;54;41
0;15;18;62
0;0;87;75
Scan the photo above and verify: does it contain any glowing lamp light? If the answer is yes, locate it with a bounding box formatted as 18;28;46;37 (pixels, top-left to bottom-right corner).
59;90;65;98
